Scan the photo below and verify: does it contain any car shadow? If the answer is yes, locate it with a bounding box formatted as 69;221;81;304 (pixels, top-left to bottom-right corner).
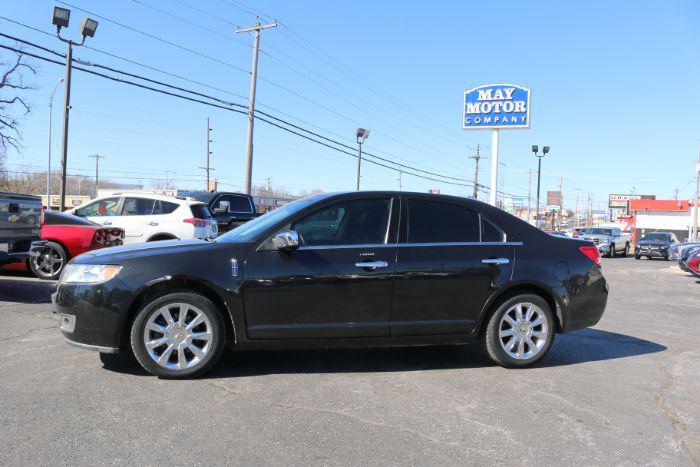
101;328;667;378
0;275;56;304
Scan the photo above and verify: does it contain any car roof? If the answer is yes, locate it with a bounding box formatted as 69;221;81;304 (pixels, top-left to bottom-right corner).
90;192;205;205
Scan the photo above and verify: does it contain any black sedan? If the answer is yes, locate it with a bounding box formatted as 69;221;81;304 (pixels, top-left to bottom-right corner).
53;192;608;378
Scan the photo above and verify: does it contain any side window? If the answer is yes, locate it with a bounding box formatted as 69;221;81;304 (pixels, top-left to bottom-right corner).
481;216;506;242
406;200;479;243
122;197;156;216
152;200;179;215
75;197;120;217
214;195;253;213
292;199;391;246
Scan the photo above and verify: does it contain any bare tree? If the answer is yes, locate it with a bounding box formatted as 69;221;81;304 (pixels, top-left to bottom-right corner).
0;50;37;157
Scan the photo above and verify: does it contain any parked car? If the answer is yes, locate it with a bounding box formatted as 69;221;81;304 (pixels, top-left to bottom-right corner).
581;227;629;257
686;251;700;277
634;232;678;260
546;230;568;237
670;242;700;261
680;245;700;272
68;193;217;244
0;192;46;266
53;191;608;378
26;211;124;280
177;191;258;233
567;227;588;238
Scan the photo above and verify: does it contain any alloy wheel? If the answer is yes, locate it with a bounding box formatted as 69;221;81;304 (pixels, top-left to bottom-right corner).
498;302;549;360
143;303;213;370
30;245;64;279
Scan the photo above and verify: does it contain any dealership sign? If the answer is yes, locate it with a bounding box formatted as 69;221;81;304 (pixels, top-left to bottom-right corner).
609;194;655;209
463;84;531;130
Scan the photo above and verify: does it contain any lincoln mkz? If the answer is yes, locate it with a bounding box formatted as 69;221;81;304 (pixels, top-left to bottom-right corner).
53;192;608;378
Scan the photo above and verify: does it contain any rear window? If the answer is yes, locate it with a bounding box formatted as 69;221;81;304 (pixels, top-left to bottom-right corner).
45;211;98;226
190;204;212;219
213;195;253;213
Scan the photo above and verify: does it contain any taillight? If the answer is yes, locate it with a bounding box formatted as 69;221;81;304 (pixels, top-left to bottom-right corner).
688;255;700;273
92;228;124;248
184;218;209;228
579;245;601;266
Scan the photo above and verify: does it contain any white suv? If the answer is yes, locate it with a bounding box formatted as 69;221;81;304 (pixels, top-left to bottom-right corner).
68;193;218;244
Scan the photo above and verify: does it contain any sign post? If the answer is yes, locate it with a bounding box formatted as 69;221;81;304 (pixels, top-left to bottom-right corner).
463;84;531;207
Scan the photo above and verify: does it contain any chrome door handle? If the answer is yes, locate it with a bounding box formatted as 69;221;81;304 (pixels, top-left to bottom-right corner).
102;221;112;226
482;258;510;265
355;261;388;269
148;221;159;226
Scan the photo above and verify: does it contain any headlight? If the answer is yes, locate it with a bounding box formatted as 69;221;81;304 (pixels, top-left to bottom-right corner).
60;264;122;284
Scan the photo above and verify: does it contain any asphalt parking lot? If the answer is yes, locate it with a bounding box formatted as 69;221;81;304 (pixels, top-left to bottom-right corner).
1;258;699;465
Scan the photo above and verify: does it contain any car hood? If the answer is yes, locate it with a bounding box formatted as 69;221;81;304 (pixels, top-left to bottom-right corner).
73;239;216;264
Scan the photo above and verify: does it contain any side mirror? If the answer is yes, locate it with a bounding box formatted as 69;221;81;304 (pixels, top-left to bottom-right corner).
271;230;300;251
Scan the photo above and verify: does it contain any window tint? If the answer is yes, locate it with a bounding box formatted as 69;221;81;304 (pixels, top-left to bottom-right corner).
407;200;479;243
122;198;156;216
214;195;252;213
481;216;506;242
292;199;390;246
75;197;120;217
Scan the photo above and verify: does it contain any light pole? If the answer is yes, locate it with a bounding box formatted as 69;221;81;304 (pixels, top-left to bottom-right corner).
355;128;369;191
47;77;64;210
533;145;550;228
52;6;99;211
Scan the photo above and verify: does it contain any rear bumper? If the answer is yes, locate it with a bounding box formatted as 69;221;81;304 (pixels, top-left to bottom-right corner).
559;269;608;333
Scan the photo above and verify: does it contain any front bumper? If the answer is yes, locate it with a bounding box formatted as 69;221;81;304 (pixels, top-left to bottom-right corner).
635;247;668;258
51;278;132;352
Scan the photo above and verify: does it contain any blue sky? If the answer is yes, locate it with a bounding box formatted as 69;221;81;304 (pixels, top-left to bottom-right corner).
1;0;699;210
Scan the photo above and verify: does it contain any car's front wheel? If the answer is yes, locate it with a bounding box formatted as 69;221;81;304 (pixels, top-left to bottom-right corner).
483;294;555;368
130;292;225;378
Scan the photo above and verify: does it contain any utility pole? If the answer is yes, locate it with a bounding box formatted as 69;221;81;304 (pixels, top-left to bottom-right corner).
266;177;272;191
89;154;105;197
575;188;582;228
527;170;533;225
202;118;213;191
469;144;481;199
397;165;403;191
558;176;563;229
236;18;277;195
693;146;700;240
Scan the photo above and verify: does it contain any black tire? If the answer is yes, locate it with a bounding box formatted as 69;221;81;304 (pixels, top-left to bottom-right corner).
634;254;641;260
29;240;67;280
621;243;629;257
608;243;616;258
130;292;225;378
483;294;556;368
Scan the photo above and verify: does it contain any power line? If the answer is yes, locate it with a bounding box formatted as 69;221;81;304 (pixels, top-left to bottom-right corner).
1;38;477;188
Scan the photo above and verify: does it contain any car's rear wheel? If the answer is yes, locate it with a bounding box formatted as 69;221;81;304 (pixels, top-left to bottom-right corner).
483;294;555;368
621;243;629;257
608;243;616;258
29;241;67;280
130;292;225;378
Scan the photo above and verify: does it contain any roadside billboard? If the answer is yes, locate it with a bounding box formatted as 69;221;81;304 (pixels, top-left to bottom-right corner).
463;84;531;130
546;191;562;206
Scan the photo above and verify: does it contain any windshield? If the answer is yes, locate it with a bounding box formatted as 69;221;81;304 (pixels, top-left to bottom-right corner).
588;228;612;235
641;233;670;242
218;196;321;242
